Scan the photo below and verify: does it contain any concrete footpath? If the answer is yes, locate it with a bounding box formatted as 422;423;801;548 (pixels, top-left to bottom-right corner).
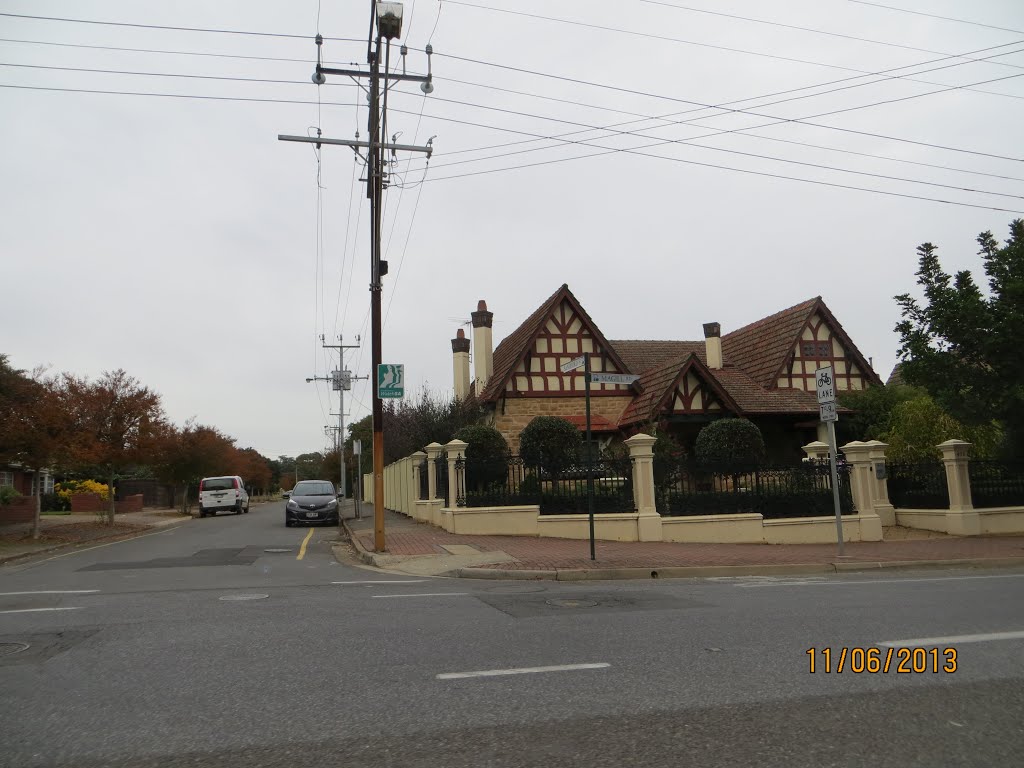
0;509;192;565
343;503;1024;580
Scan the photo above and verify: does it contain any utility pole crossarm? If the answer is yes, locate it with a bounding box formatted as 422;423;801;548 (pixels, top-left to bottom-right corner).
278;135;433;157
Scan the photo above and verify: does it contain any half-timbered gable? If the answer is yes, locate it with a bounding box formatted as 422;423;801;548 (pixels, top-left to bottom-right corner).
619;355;740;427
481;285;636;400
723;297;881;393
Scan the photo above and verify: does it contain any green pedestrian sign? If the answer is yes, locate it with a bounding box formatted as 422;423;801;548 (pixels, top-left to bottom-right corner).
377;363;405;399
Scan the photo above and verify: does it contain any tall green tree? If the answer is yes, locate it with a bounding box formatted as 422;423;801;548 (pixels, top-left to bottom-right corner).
895;220;1024;455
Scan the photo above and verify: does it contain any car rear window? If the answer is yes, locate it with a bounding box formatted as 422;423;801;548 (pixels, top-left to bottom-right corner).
201;478;234;491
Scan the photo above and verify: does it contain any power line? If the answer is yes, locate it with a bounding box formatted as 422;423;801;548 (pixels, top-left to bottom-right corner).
0;61;362;88
417;46;1024;163
0;11;362;42
419;137;1024;214
638;0;1024;70
0;36;361;67
445;0;1024;94
0;82;360;107
847;1;1024;36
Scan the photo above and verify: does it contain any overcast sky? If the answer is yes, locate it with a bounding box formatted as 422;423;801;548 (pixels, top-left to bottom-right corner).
2;0;1022;459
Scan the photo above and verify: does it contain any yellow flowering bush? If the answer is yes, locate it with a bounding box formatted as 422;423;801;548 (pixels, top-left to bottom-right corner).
55;480;110;504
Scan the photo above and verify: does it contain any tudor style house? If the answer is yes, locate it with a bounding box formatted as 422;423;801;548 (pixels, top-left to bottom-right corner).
451;284;881;461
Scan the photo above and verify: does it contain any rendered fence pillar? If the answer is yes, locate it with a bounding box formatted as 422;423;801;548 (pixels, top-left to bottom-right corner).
840;441;882;540
625;433;662;542
425;443;443;500
802;441;830;462
938;439;980;535
411;451;427;503
840;441;874;512
445;439;468;512
405;456;414;515
865;440;896;526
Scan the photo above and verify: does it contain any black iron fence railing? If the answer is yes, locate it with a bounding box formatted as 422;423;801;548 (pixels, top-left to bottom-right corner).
656;461;854;519
455;455;634;515
418;459;429;501
887;461;949;509
967;460;1024;508
435;453;448;506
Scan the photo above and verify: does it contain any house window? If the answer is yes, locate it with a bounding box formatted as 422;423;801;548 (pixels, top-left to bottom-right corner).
0;471;13;487
801;341;832;358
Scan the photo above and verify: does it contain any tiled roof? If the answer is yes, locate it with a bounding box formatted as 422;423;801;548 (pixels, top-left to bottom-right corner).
618;354;693;425
477;284;631;403
886;363;905;387
608;340;706;373
712;367;821;414
721;297;819;388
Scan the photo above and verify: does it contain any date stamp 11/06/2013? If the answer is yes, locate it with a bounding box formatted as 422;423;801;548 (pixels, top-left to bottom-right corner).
807;647;958;674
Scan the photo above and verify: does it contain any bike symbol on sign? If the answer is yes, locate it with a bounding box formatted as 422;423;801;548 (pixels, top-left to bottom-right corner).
817;371;832;388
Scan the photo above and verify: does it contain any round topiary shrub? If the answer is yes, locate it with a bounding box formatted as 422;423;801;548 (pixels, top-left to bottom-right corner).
518;416;583;474
455;424;509;489
694;418;766;468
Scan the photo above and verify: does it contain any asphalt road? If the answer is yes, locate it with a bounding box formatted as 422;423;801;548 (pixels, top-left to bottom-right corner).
2;502;1023;767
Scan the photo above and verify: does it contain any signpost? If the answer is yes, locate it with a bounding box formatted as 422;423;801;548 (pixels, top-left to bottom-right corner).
377;364;404;399
815;365;845;556
558;356;641;561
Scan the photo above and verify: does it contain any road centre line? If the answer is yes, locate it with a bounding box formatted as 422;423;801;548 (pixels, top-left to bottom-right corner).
736;574;1024;588
296;528;315;560
373;592;470;599
0;590;99;596
878;630;1024;647
331;580;425;585
437;663;611;680
0;607;83;615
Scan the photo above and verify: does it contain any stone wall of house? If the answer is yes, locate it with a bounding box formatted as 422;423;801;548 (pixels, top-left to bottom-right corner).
494;395;634;453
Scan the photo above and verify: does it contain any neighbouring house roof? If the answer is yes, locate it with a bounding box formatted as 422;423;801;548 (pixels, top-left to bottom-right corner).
886;363;906;387
478;283;633;403
471;285;877;427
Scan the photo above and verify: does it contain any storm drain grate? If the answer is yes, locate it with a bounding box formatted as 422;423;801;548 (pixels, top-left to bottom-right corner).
546;598;599;609
219;594;269;601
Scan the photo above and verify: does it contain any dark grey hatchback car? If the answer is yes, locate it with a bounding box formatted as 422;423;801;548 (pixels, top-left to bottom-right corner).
285;480;340;526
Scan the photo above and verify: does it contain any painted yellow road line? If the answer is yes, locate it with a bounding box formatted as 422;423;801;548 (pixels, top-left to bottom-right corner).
297;528;315;560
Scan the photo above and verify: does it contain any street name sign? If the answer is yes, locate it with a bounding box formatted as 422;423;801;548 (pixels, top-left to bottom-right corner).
589;373;640;385
819;402;838;422
815;365;836;404
377;364;404;398
560;355;586;373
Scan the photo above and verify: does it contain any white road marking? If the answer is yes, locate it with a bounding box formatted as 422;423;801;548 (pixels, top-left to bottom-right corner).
0;590;100;596
332;580;425;585
437;663;611;680
0;607;83;615
736;574;1024;588
372;592;470;599
878;630;1024;647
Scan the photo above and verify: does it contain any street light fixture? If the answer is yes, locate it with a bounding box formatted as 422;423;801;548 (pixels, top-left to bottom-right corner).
376;2;404;40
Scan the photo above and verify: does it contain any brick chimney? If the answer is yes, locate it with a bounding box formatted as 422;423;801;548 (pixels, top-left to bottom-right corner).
452;328;471;400
471;299;494;391
703;322;722;370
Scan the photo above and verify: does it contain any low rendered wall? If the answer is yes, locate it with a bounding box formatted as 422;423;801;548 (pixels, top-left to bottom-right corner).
979;507;1024;535
442;505;539;536
661;514;763;544
762;515;863;544
896;508;953;534
537;513;641;542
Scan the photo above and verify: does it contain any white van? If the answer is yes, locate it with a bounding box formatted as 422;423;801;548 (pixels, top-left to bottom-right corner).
198;476;250;517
